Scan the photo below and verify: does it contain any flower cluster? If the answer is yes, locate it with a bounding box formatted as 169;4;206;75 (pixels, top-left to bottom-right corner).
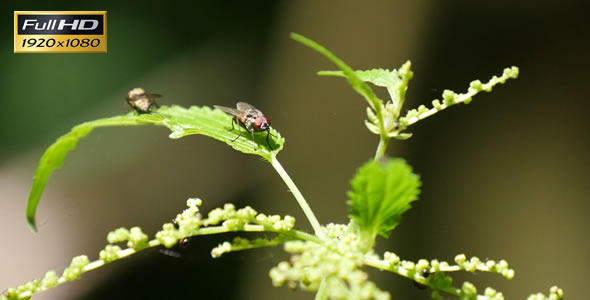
156;198;203;247
527;286;564;300
270;223;390;300
398;66;519;129
2;199;299;300
1;255;88;300
208;204;297;258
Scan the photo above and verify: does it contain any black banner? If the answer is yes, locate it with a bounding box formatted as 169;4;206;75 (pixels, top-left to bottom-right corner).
17;14;104;35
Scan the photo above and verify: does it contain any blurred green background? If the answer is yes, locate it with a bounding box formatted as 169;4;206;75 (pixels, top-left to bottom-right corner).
1;1;588;299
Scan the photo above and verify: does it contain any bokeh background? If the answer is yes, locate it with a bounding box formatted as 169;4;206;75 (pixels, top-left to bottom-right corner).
1;1;588;299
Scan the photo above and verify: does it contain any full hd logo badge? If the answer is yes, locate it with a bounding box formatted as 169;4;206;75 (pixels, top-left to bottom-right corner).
14;11;107;53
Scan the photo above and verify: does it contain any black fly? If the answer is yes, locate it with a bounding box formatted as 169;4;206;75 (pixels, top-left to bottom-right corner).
214;102;273;150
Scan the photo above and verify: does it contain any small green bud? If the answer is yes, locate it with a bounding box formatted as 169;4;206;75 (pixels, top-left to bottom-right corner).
186;198;202;207
527;294;543;300
3;288;17;299
236;206;257;220
486;260;496;269
211;241;232;258
508;66;519;78
416;259;429;273
461;281;477;296
418;105;428;114
432;99;442;110
107;227;130;244
550;286;564;299
497;259;508;270
465;261;477;272
155;227;180;248
399;60;413;80
282;215;296;230
484;78;496;91
223;219;243;231
223;203;236;212
454;253;467;264
365;120;380;134
366;107;378;123
469;79;483;91
383;251;400;265
128;227;148;249
99;245;122;263
430;259;440;271
15;285;26;294
442;90;456;105
269;262;289;286
255;213;268;223
401;260;415;271
485;287;497;297
24;280;40;293
162;223;175;231
206;208;225;225
502;269;515;280
62;255;89;280
41;271;58;288
71;255;90;268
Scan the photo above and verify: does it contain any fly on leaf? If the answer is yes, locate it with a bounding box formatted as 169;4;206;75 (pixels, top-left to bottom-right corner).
214;102;273;150
126;87;161;113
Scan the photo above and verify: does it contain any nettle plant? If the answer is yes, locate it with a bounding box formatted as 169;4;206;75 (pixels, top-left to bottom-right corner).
2;33;563;300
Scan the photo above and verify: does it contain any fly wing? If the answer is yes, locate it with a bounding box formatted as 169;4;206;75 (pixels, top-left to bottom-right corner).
214;105;242;116
143;93;163;99
236;102;263;117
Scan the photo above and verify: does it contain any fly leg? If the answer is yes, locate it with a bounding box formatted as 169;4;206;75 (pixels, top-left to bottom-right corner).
265;129;274;150
230;118;242;142
149;100;160;112
249;128;257;150
228;117;236;131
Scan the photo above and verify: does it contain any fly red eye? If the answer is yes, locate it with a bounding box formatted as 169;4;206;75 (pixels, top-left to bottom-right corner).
254;118;263;128
255;116;270;128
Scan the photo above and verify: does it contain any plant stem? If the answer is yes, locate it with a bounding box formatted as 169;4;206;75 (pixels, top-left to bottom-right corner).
271;155;326;239
12;224;320;300
315;277;329;300
362;255;462;297
362;255;505;299
374;137;389;161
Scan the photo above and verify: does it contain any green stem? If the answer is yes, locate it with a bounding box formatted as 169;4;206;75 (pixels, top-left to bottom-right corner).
315;277;329;300
270;155;325;239
362;255;509;299
362;255;462;297
374;137;389;161
10;224;320;300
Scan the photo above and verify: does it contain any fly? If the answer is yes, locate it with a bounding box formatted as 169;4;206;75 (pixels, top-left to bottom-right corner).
214;102;273;150
126;87;161;113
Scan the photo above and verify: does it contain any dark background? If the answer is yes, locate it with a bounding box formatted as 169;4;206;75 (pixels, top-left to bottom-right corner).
1;1;588;299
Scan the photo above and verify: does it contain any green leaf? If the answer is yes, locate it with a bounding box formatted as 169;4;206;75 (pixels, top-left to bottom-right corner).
319;69;402;119
318;62;413;120
347;158;421;246
319;69;401;90
290;33;383;110
157;105;284;157
26;105;284;231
